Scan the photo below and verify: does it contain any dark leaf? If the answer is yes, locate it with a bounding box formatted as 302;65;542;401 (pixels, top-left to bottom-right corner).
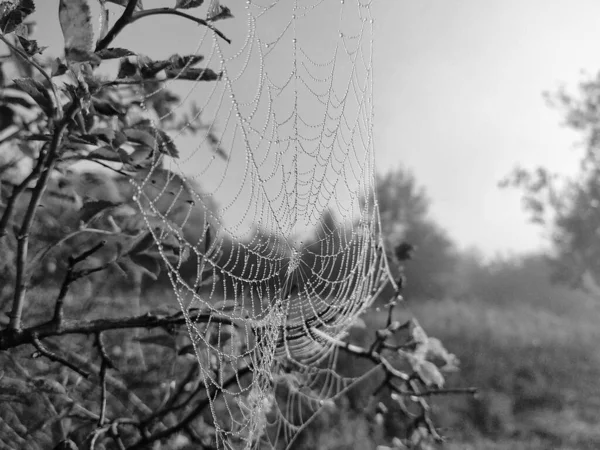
154;128;179;157
117;58;138;78
167;53;204;69
204;225;211;253
12;78;53;116
59;0;95;63
96;47;136;60
177;344;195;355
0;0;35;34
27;133;52;141
130;253;161;279
16;35;46;56
112;130;127;148
207;4;232;22
175;0;204;9
128;231;156;255
92;97;125;116
134;333;176;349
51;58;69;77
53;439;79;450
165;67;221;82
79;199;121;223
69;134;100;145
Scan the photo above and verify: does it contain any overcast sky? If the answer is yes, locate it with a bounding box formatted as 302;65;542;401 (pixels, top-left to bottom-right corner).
31;1;600;256
374;1;600;256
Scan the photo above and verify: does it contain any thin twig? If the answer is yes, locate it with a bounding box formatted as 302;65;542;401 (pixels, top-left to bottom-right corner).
131;8;231;44
31;332;90;378
30;229;112;274
96;333;110;426
128;365;251;450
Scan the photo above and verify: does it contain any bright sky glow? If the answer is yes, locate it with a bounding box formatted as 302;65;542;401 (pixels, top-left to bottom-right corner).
31;0;600;256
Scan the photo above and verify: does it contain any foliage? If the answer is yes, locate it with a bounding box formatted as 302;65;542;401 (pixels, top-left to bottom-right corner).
377;166;457;300
502;72;600;289
0;1;467;449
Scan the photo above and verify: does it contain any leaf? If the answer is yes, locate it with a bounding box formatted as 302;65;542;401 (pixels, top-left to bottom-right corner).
416;360;445;388
59;0;95;63
90;126;115;143
154;128;178;157
79;199;121;223
128;231;156;255
125;128;157;148
30;377;68;396
168;53;204;69
129;253;161;280
177;344;195;355
51;58;69;77
12;78;53;116
92;97;125;116
134;333;176;349
53;439;79;450
16;35;47;56
88;146;130;163
207;2;232;22
175;0;204;8
351;317;366;329
0;0;35;34
95;47;135;60
165;67;221;82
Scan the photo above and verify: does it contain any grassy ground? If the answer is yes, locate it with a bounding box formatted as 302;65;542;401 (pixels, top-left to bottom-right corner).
405;292;600;450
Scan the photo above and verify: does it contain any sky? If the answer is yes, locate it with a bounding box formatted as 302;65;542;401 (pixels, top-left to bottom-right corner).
373;1;600;255
28;0;600;256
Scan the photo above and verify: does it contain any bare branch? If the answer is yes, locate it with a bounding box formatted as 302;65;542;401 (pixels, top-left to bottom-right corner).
131;8;231;44
31;332;90;378
0;310;233;350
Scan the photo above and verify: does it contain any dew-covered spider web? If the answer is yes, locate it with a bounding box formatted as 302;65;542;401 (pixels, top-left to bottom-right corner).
127;0;393;448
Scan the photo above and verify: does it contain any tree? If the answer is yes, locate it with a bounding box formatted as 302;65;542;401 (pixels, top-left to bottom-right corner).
377;166;457;300
503;72;600;289
0;2;467;449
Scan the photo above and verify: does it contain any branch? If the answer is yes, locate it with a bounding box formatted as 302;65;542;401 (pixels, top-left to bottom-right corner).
128;365;252;450
0;150;49;240
95;0;139;52
31;332;90;378
131;8;231;44
0;310;233;350
8;102;80;331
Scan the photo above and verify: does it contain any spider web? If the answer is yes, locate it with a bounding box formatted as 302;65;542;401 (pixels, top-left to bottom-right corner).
128;0;392;448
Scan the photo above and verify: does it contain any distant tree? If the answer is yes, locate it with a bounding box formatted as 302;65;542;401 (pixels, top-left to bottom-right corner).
502;72;600;289
377;166;457;300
